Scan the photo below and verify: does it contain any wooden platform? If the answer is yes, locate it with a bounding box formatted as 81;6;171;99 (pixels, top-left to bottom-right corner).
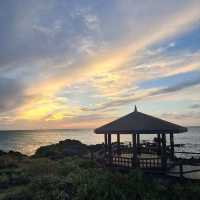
110;153;200;180
168;164;200;180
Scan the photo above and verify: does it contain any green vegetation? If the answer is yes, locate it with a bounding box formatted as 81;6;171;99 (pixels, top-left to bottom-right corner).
0;140;200;200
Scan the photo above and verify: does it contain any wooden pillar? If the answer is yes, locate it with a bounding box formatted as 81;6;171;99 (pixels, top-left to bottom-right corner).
136;134;140;153
117;133;120;155
108;134;112;166
179;161;184;180
104;133;108;157
132;134;138;167
161;133;167;170
157;133;161;155
170;133;174;160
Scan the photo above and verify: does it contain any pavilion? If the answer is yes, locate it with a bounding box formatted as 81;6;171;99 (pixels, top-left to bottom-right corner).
94;106;187;171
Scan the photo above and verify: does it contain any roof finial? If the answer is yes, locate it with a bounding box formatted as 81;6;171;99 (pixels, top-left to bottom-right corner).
134;105;138;112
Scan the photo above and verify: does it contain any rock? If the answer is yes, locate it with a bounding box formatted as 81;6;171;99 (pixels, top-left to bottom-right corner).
7;151;27;159
89;143;104;152
33;139;89;160
0;150;27;160
0;150;7;156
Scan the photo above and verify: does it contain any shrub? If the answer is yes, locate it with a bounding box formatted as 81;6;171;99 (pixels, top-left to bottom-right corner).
0;169;29;189
1;176;73;200
29;175;73;200
0;157;18;169
23;158;57;177
0;186;31;200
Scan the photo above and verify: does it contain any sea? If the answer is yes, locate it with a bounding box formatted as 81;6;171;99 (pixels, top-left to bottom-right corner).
0;127;199;157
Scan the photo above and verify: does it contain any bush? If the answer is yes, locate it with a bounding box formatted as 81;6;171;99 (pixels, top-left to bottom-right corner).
56;157;96;177
0;157;18;169
67;168;136;200
1;176;73;200
1;149;200;200
29;175;73;200
23;158;57;177
0;186;31;200
0;169;29;189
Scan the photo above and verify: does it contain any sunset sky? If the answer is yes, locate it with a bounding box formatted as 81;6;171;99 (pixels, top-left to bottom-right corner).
0;0;200;130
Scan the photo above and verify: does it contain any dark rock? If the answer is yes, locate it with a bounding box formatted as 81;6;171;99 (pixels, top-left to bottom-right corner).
33;139;89;160
7;151;27;159
89;143;104;152
0;150;27;160
0;150;7;156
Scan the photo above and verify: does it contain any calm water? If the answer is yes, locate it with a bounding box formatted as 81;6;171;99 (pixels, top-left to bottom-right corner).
0;127;199;156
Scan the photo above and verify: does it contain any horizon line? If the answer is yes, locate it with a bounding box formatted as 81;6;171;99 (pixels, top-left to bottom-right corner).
0;126;199;132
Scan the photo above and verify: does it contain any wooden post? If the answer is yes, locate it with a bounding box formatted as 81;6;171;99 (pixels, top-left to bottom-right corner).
104;133;108;158
117;133;120;155
136;134;140;153
170;133;174;160
179;162;183;179
161;133;167;171
132;134;138;167
108;134;112;167
157;134;161;155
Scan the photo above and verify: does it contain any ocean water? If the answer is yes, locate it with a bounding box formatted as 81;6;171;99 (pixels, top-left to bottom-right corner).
0;127;199;156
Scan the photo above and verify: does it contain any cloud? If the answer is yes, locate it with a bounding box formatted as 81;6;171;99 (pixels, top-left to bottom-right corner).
7;1;199;86
152;73;200;95
83;71;200;111
0;77;27;112
0;1;102;69
160;111;200;126
0;0;200;129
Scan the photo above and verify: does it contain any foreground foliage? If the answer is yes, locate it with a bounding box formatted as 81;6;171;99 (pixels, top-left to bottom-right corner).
0;141;200;200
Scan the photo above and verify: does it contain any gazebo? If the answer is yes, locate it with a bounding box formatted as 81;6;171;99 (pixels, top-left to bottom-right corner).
94;106;187;171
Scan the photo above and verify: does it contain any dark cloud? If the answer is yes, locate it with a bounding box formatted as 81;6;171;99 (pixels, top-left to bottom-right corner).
0;77;26;112
160;111;200;121
190;104;200;109
151;75;200;95
82;95;143;111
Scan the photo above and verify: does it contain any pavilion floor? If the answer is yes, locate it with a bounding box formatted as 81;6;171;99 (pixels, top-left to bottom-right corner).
168;165;200;180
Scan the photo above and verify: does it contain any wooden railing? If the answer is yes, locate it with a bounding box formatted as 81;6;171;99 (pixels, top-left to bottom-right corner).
140;157;161;169
112;156;132;168
110;156;161;169
114;145;160;155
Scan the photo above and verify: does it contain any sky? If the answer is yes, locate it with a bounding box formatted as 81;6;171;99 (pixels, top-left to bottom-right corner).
0;0;200;130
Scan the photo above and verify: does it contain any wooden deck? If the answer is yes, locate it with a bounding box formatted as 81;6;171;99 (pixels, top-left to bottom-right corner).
102;142;200;180
108;152;200;180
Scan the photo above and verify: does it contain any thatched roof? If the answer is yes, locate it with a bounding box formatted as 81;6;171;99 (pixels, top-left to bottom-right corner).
95;107;187;134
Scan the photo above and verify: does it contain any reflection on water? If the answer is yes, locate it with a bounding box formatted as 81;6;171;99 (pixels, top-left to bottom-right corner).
0;127;199;156
0;129;102;155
